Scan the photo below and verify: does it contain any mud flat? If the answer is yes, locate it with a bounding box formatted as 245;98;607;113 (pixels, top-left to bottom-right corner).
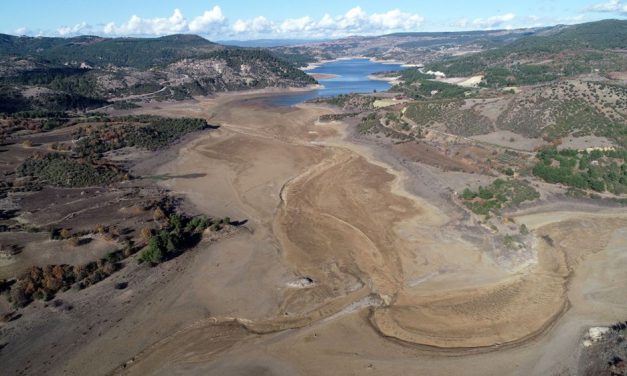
108;90;627;375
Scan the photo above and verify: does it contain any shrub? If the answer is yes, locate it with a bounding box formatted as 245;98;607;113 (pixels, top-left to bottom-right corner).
139;236;166;264
139;213;216;265
461;179;540;215
153;207;166;222
17;153;122;187
461;188;477;200
59;228;71;239
69;236;81;247
9;281;31;308
533;148;626;194
49;227;60;240
114;282;128;289
140;227;153;241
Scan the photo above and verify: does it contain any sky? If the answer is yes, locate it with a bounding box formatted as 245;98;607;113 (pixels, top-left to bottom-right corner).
2;0;627;40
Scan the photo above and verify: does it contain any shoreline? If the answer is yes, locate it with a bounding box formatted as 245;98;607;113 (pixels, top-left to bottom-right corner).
308;73;338;80
196;84;326;103
367;73;401;85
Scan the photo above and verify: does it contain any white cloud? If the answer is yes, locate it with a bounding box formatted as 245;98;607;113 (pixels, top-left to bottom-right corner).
231;6;425;37
189;6;226;32
16;3;627;40
280;16;315;33
57;21;89;36
14;27;29;35
317;7;425;36
278;7;424;37
470;13;516;29
104;8;189;35
26;6;426;39
587;0;627;14
232;16;274;34
370;9;425;30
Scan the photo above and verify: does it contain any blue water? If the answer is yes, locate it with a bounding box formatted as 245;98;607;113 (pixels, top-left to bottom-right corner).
269;58;404;107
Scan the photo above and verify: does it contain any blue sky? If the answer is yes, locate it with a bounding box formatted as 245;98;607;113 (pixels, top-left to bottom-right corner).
2;0;626;39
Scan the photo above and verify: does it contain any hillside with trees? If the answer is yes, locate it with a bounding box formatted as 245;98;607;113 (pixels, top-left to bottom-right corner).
425;20;627;86
0;33;316;113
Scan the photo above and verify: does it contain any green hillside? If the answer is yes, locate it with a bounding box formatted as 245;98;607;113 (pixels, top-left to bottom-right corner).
0;33;223;69
425;20;627;85
0;34;316;112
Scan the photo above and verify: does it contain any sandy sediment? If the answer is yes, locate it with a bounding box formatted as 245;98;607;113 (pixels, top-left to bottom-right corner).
104;90;627;375
308;73;338;80
368;74;401;85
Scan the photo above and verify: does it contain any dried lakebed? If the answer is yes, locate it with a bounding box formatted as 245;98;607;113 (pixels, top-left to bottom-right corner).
108;92;627;375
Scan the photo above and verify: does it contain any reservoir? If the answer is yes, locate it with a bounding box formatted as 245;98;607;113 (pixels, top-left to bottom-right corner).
270;58;405;106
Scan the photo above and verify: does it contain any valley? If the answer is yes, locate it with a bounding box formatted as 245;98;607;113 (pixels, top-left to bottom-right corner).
0;17;626;376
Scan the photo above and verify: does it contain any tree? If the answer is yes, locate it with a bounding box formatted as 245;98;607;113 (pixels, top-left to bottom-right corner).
461;188;476;200
139;237;165;264
589;179;606;192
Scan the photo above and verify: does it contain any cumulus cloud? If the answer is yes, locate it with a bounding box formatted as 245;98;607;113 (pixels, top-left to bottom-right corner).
230;6;425;37
586;0;627;14
370;9;425;30
102;6;227;36
14;27;30;36
232;16;275;34
104;8;189;35
280;16;315;33
189;6;226;32
57;21;90;36
25;6;425;39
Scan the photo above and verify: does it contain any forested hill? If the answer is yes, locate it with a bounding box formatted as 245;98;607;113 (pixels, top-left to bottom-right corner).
270;27;551;67
0;34;225;69
425;19;627;84
0;34;316;112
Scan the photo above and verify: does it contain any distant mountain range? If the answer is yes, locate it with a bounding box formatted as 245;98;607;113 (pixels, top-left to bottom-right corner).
2;19;627;114
424;19;627;85
269;27;554;66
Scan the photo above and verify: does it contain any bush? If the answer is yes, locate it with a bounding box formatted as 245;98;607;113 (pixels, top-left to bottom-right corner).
139;236;167;265
139;213;214;265
114;281;128;289
461;179;539;215
76;116;209;154
358;113;380;134
17;153;122;187
533;148;626;194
